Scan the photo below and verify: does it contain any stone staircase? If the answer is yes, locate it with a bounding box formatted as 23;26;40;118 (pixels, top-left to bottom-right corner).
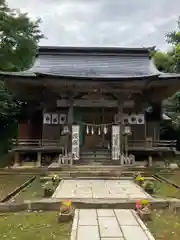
80;148;112;165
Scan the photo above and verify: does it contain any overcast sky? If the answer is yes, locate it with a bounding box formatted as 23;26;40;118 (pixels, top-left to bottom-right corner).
7;0;180;50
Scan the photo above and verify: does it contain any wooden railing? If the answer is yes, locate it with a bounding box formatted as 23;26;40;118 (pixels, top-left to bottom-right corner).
12;139;65;148
127;140;176;149
12;139;176;150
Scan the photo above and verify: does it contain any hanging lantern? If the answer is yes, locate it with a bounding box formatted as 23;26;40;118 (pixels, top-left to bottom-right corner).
98;127;101;135
91;126;94;135
86;125;89;135
104;125;108;135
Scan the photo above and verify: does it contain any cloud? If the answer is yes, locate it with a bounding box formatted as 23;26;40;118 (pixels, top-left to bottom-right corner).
7;0;180;49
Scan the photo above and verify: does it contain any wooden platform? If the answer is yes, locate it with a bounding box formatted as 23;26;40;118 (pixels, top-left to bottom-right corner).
11;139;176;153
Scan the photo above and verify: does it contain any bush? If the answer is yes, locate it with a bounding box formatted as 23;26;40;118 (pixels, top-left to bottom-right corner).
43;181;54;197
143;181;155;194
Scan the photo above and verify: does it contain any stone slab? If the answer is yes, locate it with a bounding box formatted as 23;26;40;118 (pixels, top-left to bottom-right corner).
121;225;149;240
101;238;124;240
71;209;155;240
98;217;123;238
115;209;139;226
77;226;100;240
79;209;98;226
53;179;150;199
97;209;115;217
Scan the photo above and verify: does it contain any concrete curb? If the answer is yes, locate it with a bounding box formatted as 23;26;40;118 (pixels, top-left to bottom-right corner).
40;176;155;182
0;198;179;213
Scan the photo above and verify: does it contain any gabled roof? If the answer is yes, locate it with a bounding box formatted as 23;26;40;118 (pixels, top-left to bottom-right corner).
0;46;179;80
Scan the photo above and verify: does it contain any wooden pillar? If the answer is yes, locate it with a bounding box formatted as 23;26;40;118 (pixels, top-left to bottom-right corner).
117;103;123;159
67;99;74;154
36;152;41;167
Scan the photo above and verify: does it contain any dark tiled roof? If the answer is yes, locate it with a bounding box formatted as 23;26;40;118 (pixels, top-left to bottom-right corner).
0;46;168;79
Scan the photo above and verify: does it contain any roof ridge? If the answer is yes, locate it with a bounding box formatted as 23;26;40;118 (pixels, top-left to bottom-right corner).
37;46;153;56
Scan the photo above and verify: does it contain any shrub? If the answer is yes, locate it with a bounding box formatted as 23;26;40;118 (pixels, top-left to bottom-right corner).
143;181;155;194
43;181;54;197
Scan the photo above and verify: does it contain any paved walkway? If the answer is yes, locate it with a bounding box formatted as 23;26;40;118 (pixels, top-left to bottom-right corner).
71;209;155;240
52;180;151;199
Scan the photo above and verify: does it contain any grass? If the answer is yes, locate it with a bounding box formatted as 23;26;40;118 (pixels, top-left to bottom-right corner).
166;173;180;185
152;171;180;199
0;175;31;201
13;176;44;203
147;209;180;240
154;181;180;199
0;211;72;240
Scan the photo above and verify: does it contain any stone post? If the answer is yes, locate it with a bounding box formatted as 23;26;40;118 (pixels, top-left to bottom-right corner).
36;152;41;167
14;152;20;167
148;155;152;167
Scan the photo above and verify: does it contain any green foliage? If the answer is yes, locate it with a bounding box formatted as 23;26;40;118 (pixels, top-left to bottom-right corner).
164;92;180;129
143;181;155;194
0;0;43;71
153;17;180;130
153;16;180;73
0;0;43;159
43;181;55;197
0;81;20;155
166;17;180;45
153;51;175;72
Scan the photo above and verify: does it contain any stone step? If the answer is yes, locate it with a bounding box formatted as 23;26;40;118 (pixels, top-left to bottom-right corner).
80;152;111;156
80;156;111;161
80;152;111;157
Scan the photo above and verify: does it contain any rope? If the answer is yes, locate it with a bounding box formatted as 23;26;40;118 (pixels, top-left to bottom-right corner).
75;120;118;127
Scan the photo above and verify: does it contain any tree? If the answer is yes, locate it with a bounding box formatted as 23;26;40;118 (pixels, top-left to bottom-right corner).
152;17;180;73
153;51;175;72
0;0;43;71
0;0;43;159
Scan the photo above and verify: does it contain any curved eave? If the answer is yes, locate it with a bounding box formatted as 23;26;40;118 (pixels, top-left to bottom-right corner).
0;71;159;81
35;72;160;81
159;73;180;79
0;71;36;78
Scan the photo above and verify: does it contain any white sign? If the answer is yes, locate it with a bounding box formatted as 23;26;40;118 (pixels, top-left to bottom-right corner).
59;114;67;124
43;113;51;124
72;125;80;160
51;113;58;124
122;113;145;125
112;125;120;160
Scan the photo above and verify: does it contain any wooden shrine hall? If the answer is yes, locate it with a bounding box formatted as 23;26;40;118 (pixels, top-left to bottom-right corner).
1;46;179;166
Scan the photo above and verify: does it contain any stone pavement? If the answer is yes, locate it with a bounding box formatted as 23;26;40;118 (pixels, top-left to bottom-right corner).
71;209;155;240
52;180;151;199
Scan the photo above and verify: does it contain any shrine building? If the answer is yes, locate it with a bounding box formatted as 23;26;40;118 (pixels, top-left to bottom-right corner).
1;46;179;166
